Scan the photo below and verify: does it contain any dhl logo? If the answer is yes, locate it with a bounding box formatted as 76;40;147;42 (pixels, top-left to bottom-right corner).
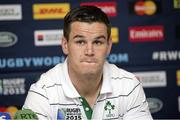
33;3;70;20
38;8;64;14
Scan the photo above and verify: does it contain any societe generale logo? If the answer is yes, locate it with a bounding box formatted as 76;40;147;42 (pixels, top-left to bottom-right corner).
33;3;70;20
134;1;157;15
128;25;164;42
34;29;63;46
80;2;117;17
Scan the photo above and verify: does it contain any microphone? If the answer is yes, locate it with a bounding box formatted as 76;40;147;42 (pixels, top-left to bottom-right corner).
14;109;38;120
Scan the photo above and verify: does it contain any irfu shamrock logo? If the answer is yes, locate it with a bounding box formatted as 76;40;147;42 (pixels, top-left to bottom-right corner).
104;101;115;114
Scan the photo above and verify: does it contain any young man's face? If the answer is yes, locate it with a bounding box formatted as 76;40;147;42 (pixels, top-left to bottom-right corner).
62;21;112;76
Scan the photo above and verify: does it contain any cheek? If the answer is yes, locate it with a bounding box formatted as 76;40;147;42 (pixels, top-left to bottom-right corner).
70;46;84;55
98;49;109;57
69;49;82;59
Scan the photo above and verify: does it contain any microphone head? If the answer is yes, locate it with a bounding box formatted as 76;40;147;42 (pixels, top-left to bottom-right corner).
14;109;38;120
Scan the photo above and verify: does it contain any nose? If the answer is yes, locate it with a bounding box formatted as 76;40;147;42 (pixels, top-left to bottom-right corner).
84;43;94;56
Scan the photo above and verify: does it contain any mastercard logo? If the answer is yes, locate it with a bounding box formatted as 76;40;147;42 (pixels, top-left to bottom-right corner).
0;106;18;119
134;1;157;15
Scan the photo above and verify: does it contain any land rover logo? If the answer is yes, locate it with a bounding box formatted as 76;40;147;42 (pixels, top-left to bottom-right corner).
147;98;163;113
0;32;18;47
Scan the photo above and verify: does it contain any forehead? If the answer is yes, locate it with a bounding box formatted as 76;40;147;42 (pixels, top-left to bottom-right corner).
70;21;107;36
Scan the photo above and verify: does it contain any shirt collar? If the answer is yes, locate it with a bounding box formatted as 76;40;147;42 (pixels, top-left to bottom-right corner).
61;58;80;98
61;59;113;98
100;61;113;94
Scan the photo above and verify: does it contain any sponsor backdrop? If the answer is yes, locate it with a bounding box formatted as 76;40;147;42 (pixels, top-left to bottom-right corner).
0;0;180;119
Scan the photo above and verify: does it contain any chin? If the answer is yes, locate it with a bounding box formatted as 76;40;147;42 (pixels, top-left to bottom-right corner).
81;70;97;76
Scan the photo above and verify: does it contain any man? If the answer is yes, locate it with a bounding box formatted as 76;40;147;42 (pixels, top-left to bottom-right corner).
23;6;153;120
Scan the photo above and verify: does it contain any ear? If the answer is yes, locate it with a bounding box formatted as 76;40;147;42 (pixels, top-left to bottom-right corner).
106;37;112;56
61;36;69;55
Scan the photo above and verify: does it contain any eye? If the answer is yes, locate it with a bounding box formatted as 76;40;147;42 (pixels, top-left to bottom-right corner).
75;40;86;45
93;40;103;46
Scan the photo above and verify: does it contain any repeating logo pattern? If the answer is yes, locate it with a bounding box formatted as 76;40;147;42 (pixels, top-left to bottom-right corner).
0;0;180;119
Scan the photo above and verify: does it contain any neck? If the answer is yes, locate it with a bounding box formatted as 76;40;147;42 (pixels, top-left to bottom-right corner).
79;75;102;96
70;72;102;96
68;68;103;108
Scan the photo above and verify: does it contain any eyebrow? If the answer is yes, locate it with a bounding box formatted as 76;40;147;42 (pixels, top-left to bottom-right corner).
73;35;84;39
73;35;106;40
95;35;106;40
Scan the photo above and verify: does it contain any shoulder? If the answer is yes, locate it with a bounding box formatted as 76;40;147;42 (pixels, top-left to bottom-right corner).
106;63;141;95
32;63;63;89
106;62;137;81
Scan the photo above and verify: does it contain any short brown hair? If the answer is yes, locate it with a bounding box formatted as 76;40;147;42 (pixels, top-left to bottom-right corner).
63;6;111;40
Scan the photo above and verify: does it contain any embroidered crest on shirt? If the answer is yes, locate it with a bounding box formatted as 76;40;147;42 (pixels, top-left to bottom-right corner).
57;108;82;120
104;101;116;118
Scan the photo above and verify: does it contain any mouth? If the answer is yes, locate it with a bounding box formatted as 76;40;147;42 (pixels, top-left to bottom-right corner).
82;61;96;64
81;59;97;64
